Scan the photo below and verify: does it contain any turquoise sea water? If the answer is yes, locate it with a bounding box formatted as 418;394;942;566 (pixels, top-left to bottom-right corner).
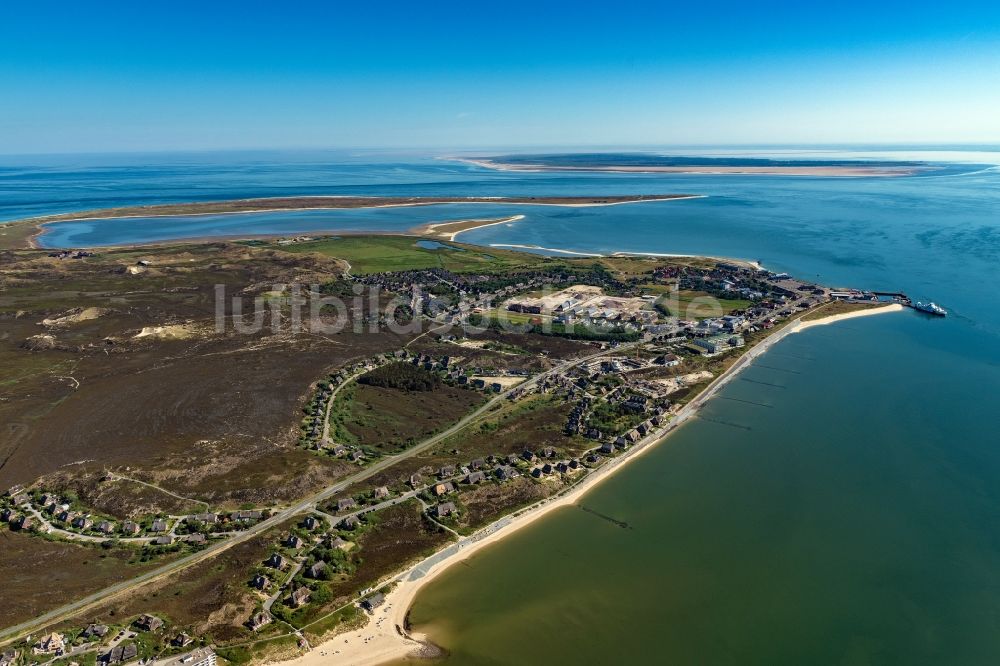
4;149;1000;663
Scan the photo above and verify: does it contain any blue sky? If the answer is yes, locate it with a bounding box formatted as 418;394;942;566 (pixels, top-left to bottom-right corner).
1;1;999;153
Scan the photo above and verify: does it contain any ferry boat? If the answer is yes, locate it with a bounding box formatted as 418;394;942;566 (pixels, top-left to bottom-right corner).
914;301;947;317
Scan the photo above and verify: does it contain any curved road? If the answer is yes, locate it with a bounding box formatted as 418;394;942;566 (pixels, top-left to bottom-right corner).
0;341;633;646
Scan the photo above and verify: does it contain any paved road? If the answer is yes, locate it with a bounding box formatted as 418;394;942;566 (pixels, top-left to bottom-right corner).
261;474;471;608
320;366;371;443
21;503;155;545
0;296;814;645
0;341;630;646
263;561;302;613
390;307;817;591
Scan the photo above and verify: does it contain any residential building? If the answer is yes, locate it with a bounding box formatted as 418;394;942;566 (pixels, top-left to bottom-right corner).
247;612;272;631
434;502;457;518
361;593;385;612
152;647;216;666
289;586;311;608
34;633;65;655
83;624;109;639
308;560;328;578
693;334;745;355
134;614;163;632
494;466;517;481
100;643;138;665
433;481;455;496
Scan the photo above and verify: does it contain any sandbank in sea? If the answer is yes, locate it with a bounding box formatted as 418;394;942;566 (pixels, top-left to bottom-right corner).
456;157;930;177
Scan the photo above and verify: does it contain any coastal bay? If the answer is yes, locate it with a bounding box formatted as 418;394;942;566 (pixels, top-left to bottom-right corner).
4;195;694;250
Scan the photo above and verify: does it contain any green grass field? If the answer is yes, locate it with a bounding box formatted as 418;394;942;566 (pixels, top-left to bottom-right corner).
657;289;751;319
274;235;559;274
488;307;544;325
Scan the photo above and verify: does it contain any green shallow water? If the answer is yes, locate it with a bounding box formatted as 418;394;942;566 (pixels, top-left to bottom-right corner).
406;312;1000;665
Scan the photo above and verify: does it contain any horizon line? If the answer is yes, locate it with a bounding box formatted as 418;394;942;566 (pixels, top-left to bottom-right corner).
2;142;1000;160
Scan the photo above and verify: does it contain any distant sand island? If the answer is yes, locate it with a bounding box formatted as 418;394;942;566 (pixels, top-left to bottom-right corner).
456;153;937;177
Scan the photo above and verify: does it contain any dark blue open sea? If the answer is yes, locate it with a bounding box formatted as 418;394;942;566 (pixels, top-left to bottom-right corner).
4;149;1000;664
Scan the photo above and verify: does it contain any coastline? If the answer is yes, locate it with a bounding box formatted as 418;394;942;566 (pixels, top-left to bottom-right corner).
411;215;525;241
19;195;701;250
486;244;763;269
610;250;763;270
487;243;602;257
454;157;928;178
282;302;905;666
28;227;409;251
28;217;523;252
792;303;905;331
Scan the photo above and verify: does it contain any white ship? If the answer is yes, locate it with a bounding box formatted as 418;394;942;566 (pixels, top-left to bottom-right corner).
914;301;947;316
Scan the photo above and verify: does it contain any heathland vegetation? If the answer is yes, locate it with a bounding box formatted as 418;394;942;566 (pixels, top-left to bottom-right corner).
357;362;442;391
0;228;860;664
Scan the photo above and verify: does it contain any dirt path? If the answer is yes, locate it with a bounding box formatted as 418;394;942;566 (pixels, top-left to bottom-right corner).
107;472;209;510
0;342;632;646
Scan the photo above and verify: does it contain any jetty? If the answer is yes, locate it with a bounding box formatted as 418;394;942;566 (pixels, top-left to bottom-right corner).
830;289;912;306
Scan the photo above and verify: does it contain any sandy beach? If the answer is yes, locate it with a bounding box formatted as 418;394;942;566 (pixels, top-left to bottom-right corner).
455;157;929;177
792;303;904;332
610;250;763;270
484;244;763;268
487;243;602;256
412;215;525;241
281;303;904;666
